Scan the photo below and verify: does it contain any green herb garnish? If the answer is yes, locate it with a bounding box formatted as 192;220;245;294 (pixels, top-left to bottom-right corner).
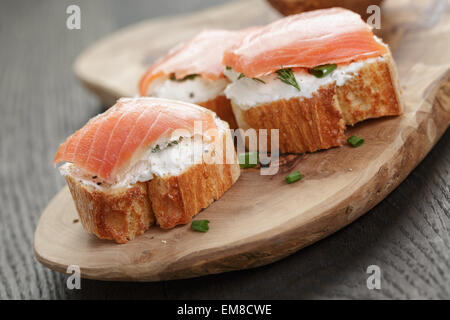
170;73;199;82
309;64;337;78
237;73;265;84
166;139;181;148
151;144;160;153
252;78;266;84
238;152;259;169
276;67;300;91
226;66;232;70
191;220;210;232
182;74;199;81
285;171;303;184
347;135;364;147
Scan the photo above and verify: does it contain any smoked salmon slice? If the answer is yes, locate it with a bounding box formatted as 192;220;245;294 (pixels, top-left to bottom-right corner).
139;29;251;96
223;8;387;78
54;98;217;182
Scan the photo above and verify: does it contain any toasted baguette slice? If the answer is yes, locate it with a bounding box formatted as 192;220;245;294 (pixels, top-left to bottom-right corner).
231;52;403;153
232;83;346;153
63;128;240;243
337;51;403;125
198;95;238;129
65;176;153;243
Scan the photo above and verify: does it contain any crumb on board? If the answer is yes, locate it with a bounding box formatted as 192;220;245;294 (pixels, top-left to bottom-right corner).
73;219;79;223
161;240;167;244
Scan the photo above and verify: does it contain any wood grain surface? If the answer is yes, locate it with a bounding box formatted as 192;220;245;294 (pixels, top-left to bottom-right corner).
2;0;450;299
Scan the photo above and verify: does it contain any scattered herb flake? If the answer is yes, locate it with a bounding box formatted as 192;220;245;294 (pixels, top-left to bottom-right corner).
285;171;303;184
309;64;337;78
181;74;199;81
152;144;160;153
236;73;265;84
252;77;266;84
347;135;364;147
226;66;232;70
191;220;210;232
170;73;199;82
276;67;300;91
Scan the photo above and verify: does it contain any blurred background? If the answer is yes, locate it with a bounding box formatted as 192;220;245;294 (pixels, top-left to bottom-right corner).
0;0;449;299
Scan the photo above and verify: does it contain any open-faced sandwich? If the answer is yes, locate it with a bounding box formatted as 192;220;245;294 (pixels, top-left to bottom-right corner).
139;29;249;129
223;8;403;153
54;97;240;243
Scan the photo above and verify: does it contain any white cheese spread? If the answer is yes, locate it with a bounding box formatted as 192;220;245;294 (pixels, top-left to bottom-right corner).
149;76;228;104
224;56;385;109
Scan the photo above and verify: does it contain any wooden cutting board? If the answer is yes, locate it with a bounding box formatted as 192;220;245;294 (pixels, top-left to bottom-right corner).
34;0;450;281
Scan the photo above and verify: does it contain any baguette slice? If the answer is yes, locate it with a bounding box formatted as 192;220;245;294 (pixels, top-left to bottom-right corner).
65;177;153;243
63;127;240;243
232;83;346;153
197;95;238;129
231;52;403;153
337;51;403;125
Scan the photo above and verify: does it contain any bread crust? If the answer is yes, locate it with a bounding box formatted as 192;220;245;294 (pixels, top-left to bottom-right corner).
234;83;347;153
336;53;403;125
148;161;239;229
198;95;238;129
64;129;240;243
231;52;403;153
65;177;154;243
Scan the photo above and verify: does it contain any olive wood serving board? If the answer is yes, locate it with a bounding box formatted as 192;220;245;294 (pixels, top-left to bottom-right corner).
34;0;450;281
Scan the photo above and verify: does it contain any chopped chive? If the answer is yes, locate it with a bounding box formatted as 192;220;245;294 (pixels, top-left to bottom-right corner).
191;220;210;232
226;66;232;70
252;77;266;84
181;74;199;81
309;64;337;78
347;135;364;147
238;152;259;169
237;72;265;84
276;67;300;91
285;171;302;184
170;74;199;82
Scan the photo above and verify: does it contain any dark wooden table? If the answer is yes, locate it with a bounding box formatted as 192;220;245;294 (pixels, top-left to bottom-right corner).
1;0;449;300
